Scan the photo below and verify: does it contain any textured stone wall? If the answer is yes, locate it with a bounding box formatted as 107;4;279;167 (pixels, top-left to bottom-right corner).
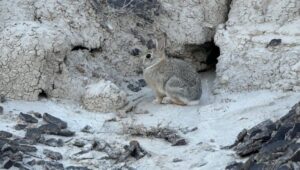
0;0;230;101
215;0;300;92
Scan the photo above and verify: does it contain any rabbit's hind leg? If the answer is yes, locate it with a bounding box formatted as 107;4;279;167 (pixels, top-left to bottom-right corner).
152;91;166;104
165;76;188;106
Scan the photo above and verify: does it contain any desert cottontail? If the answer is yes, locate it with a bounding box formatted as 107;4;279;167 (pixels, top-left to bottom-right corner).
143;33;202;105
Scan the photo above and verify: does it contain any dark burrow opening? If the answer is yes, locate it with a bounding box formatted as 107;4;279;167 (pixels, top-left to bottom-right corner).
200;41;220;72
181;41;220;73
38;90;48;100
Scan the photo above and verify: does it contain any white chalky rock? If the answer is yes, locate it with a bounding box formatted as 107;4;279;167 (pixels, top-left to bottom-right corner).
82;80;128;112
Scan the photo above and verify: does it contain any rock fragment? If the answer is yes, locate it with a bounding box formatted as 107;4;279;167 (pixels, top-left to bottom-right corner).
19;112;38;123
43;113;68;129
0;131;13;138
43;149;63;160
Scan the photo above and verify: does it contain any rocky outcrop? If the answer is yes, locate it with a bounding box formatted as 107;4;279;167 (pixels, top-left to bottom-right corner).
215;0;300;92
226;101;300;169
82;80;128;112
0;0;230;101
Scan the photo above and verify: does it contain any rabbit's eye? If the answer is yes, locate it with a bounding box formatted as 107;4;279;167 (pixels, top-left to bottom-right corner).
146;54;151;59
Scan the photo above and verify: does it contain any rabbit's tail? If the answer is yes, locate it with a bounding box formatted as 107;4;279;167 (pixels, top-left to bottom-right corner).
187;100;200;106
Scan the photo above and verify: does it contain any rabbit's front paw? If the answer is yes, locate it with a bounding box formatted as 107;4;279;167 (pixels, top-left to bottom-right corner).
152;98;163;104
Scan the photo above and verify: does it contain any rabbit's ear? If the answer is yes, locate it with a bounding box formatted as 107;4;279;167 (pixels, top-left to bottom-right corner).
157;33;166;51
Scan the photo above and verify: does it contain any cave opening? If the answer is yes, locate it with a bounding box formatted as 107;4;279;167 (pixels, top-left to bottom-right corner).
199;41;220;72
182;40;220;73
38;89;48;100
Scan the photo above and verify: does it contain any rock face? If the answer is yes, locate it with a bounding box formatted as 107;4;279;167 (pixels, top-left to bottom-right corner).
226;101;300;169
82;80;128;112
215;0;300;92
0;0;230;101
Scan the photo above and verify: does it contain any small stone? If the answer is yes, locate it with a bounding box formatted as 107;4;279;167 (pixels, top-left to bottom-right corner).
27;159;36;166
15;144;37;152
13;162;30;170
81;125;94;134
36;160;46;165
65;166;92;170
138;79;147;87
0;95;5;103
14;124;27;130
130;48;140;56
43;149;63;160
0;106;3;114
43;138;64;147
19;112;38;123
173;158;183;162
57;129;75;137
146;39;156;49
172;139;187;146
25;128;42;143
127;84;141;92
237;129;247;142
43;161;64;170
3;159;14;169
43;113;68;129
225;162;244;170
73;139;86;147
33;112;42;118
291;149;300;162
9;151;23;161
0;131;13;138
38;124;61;134
266;39;282;48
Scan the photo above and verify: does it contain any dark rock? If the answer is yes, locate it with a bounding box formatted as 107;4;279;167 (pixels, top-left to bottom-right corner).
225;162;243;170
38;124;61;134
130;48;140;56
33;112;42;118
172;138;187;146
14;124;27;130
127;84;141;92
0;131;13;138
0;106;3;114
0;95;5;103
268;125;293;143
43;161;64;170
118;140;148;162
43;149;63;160
26;159;36;166
57;129;75;137
9;151;23;161
266;39;282;48
25;128;42;143
172;158;183;162
15;144;37;153
81;125;94;134
19;112;38;123
3;159;14;169
278;164;293;170
43;138;64;147
291;149;300;162
65;166;92;170
138;79;147;87
43;113;67;129
73;139;85;147
286;123;300;140
146;39;156;49
229;102;300;168
14;162;31;170
36;160;46;165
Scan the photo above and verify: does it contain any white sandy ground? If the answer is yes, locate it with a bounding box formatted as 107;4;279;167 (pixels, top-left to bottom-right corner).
1;71;300;170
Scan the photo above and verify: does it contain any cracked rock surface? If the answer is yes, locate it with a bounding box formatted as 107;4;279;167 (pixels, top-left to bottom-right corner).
215;0;300;92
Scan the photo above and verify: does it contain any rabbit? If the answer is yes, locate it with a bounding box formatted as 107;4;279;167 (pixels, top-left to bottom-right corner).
142;33;202;105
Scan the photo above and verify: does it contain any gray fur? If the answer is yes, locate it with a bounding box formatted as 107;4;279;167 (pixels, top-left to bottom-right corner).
143;43;202;105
